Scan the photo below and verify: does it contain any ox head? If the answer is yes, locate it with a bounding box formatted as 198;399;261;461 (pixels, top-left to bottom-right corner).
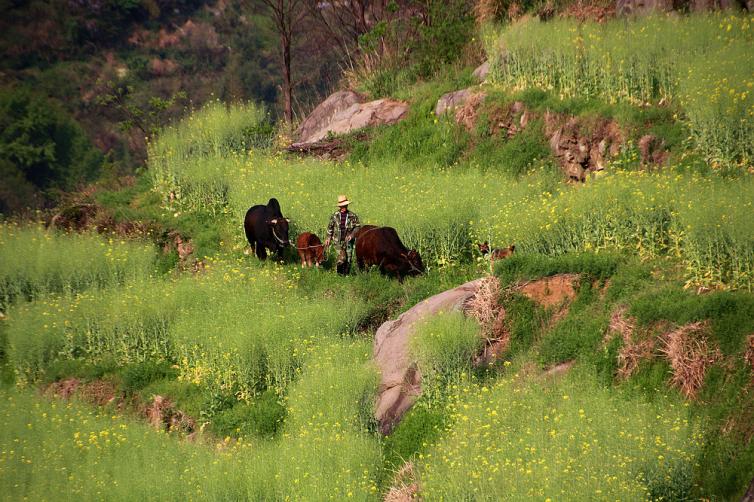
268;218;290;247
403;249;425;276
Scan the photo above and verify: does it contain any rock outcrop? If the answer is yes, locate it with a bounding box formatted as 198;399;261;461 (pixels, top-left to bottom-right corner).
544;112;624;181
294;91;409;145
472;60;490;82
374;278;484;434
638;134;669;167
295;90;363;144
435;88;476;116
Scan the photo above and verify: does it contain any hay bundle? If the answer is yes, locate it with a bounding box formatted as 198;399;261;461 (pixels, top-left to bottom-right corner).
660;322;720;399
466;276;501;335
384;462;419;502
466;276;510;364
608;306;654;379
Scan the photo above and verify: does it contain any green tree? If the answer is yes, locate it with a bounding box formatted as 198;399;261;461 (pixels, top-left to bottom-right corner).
0;88;102;212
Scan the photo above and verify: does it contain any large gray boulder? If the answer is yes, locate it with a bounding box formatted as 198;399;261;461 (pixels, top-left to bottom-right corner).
295;92;409;145
374;278;484;434
295;90;363;145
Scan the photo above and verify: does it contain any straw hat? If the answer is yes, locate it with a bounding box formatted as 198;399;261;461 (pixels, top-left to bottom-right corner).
336;195;351;207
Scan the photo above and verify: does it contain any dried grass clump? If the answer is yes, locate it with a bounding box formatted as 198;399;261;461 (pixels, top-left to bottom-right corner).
384;461;419;502
660;322;720;399
608;306;654;380
145;395;195;433
466;276;510;364
466;276;502;335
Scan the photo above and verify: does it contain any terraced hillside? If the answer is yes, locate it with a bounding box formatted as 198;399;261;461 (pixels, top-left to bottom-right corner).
2;10;754;501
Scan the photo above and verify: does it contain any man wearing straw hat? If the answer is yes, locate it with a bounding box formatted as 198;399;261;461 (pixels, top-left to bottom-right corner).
324;195;361;275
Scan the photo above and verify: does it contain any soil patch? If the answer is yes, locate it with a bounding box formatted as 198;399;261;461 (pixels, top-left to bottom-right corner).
144;394;196;433
517;273;579;309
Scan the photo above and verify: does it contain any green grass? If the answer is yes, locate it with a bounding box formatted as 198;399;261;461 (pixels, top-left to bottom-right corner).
0;388;262;501
4;17;754;497
484;12;754;169
4;261;372;400
410;311;482;390
415;367;704;500
147;99;754;290
0;223;156;310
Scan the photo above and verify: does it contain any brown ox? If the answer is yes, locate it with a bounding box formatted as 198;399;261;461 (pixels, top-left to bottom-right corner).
355;226;424;280
296;232;325;268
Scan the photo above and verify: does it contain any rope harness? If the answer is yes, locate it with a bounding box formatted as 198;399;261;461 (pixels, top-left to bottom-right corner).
271;227;289;247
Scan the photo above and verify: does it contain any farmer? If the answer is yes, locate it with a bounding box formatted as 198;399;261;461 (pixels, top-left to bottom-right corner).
324;195;361;275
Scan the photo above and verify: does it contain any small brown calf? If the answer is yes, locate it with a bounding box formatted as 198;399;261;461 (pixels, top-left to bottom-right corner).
297;232;325;268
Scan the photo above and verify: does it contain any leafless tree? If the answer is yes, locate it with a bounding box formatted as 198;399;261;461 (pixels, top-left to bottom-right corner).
257;0;308;124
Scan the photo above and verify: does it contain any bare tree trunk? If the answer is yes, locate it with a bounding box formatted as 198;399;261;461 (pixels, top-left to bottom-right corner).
257;0;305;126
281;31;293;124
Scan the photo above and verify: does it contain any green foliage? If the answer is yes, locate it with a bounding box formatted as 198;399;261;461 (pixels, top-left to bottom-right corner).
495;252;621;286
209;390;285;439
0;89;102;212
95;82;188;138
42;358;120;384
410;0;475;79
355;0;474;97
351;98;470;168
538;313;609;367
695;433;754;500
503;293;546;356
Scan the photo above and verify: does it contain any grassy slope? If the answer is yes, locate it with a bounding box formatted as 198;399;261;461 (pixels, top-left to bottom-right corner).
2;11;754;501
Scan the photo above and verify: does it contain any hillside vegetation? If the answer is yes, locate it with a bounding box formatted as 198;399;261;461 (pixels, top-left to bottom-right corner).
2;9;754;501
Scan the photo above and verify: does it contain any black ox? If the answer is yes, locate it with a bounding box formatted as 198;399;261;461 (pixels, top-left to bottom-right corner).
355;225;424;280
244;198;290;260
